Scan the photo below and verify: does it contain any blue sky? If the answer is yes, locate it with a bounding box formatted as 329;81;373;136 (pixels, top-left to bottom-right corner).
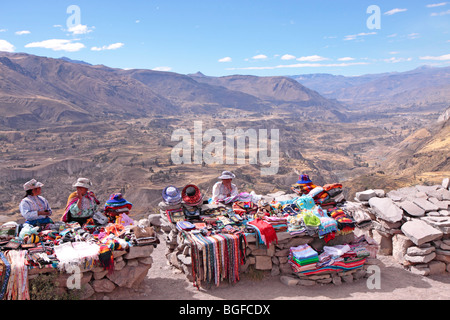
0;0;449;77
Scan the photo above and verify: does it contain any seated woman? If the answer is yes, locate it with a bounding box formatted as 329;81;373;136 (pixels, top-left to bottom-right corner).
19;179;53;226
211;171;239;204
62;178;100;225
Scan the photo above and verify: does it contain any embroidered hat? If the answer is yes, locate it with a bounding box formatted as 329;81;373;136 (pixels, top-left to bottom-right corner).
218;171;235;180
73;178;92;189
296;174;312;184
105;193;133;210
162;186;182;205
182;184;203;206
23;179;44;191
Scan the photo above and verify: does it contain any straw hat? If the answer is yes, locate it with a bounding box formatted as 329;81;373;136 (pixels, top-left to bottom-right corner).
73;178;92;189
23;179;44;191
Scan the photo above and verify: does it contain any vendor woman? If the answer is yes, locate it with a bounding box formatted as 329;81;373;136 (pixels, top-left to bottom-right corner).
211;171;239;204
62;177;100;225
19;179;53;226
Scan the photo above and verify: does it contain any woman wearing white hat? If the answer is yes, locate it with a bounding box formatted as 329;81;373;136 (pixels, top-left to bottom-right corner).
19;179;53;226
211;171;239;204
62;178;100;224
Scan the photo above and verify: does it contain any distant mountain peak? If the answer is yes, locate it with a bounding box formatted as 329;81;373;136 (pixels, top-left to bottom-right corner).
59;56;92;66
188;71;206;77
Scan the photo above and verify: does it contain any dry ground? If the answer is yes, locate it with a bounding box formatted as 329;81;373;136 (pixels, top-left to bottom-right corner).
97;231;450;301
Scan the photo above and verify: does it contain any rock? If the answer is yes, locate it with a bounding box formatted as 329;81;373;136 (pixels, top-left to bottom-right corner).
331;273;342;285
406;246;435;256
428;198;449;210
298;279;316;286
413;198;440;213
409;265;430;276
280;275;299;286
148;214;162;227
392;234;413;264
374;189;385;198
107;264;151;288
404;252;436;264
255;256;272;270
429;261;446;275
92;278;116;293
436;253;450;264
356;190;377;202
399;201;426;217
372;230;393;255
420;216;450;234
341;274;353;283
369;197;403;223
401;220;443;246
124;245;154;260
439;210;450;216
443;178;450;190
79;283;95;300
437;188;450;201
271;265;281;276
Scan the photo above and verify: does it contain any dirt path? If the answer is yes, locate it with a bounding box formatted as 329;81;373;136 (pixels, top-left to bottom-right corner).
101;231;450;301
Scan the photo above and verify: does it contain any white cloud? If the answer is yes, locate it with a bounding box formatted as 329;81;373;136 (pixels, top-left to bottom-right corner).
0;39;15;52
426;2;448;7
25;39;85;52
389;51;399;55
408;33;420;39
91;42;124;51
297;55;328;62
344;32;376;41
226;62;369;71
384;8;408;15
431;9;450;15
281;54;296;60
218;57;232;63
387;33;398;38
338;57;355;61
15;30;31;35
384;57;413;63
152;66;172;72
419;53;450;61
0;29;7;33
252;54;267;60
68;24;94;35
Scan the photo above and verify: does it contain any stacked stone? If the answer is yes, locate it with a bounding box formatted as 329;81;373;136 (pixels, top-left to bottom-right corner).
358;178;450;276
157;201;193;281
28;241;155;299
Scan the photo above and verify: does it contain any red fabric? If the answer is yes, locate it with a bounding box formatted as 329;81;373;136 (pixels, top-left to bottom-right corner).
248;218;278;248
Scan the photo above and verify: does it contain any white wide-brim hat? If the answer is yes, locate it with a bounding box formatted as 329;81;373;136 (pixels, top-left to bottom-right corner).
23;179;44;191
218;171;235;180
73;178;92;189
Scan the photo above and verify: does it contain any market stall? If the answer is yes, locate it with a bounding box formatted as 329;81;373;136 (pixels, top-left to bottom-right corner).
159;176;379;289
0;193;159;300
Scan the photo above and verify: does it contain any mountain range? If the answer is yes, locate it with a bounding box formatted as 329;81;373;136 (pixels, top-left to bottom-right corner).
0;52;345;130
292;66;450;112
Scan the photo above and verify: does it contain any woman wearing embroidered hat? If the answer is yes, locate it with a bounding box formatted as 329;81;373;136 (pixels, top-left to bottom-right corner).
211;171;239;204
62;178;100;224
19;179;53;226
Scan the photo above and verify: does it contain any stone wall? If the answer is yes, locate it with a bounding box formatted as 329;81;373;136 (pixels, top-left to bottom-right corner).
356;178;450;276
28;244;155;300
159;207;375;288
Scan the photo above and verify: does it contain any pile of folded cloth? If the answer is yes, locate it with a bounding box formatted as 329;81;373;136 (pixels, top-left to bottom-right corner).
263;216;288;233
296;244;367;276
329;208;356;234
288;244;319;273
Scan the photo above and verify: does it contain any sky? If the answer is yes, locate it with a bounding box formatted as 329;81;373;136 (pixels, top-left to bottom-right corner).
0;0;449;77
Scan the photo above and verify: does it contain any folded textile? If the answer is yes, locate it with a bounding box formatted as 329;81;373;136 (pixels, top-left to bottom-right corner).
248;218;278;249
290;244;318;260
